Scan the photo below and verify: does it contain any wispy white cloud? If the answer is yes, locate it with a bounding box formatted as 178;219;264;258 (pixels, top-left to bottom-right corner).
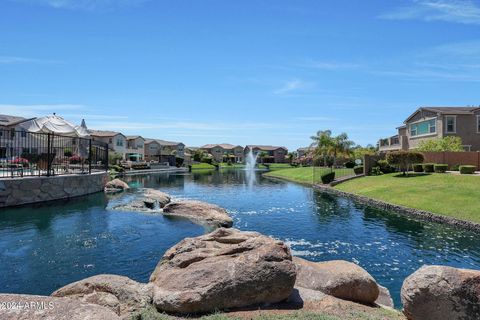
0;104;85;118
9;0;150;10
0;56;62;64
273;79;313;95
380;0;480;25
299;60;361;70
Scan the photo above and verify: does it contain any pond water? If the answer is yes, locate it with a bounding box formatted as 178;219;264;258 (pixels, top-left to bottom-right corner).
1;170;480;307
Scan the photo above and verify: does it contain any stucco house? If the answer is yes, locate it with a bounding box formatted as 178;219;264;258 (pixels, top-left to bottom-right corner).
0;114;38;158
200;144;244;163
144;139;185;163
89;130;127;159
378;106;480;152
125;135;145;161
244;145;288;163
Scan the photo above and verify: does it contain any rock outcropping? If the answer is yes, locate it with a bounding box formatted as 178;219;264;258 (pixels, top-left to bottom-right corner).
114;188;171;211
105;179;130;193
162;200;233;227
293;257;380;304
149;227;296;314
0;294;120;320
51;274;152;319
401;265;480;320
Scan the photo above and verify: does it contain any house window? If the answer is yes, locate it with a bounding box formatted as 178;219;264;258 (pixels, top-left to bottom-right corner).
410;118;436;136
116;138;124;147
21;131;27;138
445;116;456;133
477;116;480;133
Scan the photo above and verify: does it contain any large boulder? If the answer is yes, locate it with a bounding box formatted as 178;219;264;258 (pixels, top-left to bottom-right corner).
144;189;171;208
376;285;394;308
0;294;119;320
105;179;129;193
51;274;152;318
293;257;379;304
401;265;480;320
162;200;233;228
149;228;296;314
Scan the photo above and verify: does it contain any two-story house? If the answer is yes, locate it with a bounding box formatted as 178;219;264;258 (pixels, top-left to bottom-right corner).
125;136;145;161
144;139;185;163
89;130;127;159
0;114;36;158
244;145;288;163
378;106;480;152
200;144;244;163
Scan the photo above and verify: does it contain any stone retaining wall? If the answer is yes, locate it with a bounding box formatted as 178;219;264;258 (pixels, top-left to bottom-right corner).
0;172;108;208
315;184;480;232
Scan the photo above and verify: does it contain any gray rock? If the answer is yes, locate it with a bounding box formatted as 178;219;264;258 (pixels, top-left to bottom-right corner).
401;265;480;320
149;228;296;314
162;200;233;228
105;179;129;192
144;189;170;208
376;285;394;308
51;274;152;318
0;293;119;320
293;257;379;304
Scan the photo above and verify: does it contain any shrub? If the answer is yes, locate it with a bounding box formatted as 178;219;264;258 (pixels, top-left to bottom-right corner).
353;166;363;175
377;159;395;173
413;164;424;172
422;163;434;173
386;151;424;175
370;166;383;176
459;165;476;174
434;164;448;173
175;157;184;168
321;171;335;184
344;160;355;168
451;164;460;171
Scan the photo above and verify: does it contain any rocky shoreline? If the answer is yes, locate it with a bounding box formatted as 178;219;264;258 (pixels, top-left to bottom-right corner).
1;227;479;319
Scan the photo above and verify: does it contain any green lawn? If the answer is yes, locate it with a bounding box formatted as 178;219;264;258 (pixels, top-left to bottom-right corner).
264;167;354;185
219;163;246;169
335;173;480;223
191;163;216;170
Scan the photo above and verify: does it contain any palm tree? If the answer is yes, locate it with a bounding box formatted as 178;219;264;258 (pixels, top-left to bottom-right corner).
287;151;297;165
310;130;333;167
329;132;355;166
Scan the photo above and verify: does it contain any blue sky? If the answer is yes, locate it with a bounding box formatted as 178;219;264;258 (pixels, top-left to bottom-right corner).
1;0;480;149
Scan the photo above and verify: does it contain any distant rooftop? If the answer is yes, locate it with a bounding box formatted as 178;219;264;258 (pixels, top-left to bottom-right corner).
421;106;480;114
246;145;287;151
0;114;33;127
201;143;242;150
89;130;124;137
144;138;183;146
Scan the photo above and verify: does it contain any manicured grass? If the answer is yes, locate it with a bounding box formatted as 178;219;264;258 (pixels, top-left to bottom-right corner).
335;173;480;223
264;167;354;185
219;163;245;169
191;163;216;170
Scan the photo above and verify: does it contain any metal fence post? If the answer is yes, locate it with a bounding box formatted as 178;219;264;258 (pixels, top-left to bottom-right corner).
47;133;52;177
89;139;92;174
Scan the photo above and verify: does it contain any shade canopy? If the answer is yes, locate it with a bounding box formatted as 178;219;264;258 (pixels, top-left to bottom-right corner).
19;115;89;137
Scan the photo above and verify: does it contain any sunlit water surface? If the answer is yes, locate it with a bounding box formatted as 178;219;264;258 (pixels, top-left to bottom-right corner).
1;170;479;307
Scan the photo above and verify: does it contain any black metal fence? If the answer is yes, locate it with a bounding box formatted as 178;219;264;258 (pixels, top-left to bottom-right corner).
0;129;108;178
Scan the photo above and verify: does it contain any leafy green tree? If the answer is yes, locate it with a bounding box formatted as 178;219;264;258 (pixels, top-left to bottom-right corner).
417;136;464;152
258;151;268;164
287;151;297;165
386;151;424;175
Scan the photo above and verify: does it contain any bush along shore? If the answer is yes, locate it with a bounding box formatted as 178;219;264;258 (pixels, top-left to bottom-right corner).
1;194;479;320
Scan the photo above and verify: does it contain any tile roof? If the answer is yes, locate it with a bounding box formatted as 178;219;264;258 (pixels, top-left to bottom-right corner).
246;145;288;151
0;114;32;127
200;143;243;150
144;138;183;146
422;106;480;114
89;130;124;137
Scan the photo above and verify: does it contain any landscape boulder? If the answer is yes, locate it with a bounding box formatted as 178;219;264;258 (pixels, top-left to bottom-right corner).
162;200;233;228
293;257;379;304
401;265;480;320
0;293;120;320
149;227;296;314
114;188;171;212
51;274;152;318
376;285;394;308
105;179;130;193
144;189;171;208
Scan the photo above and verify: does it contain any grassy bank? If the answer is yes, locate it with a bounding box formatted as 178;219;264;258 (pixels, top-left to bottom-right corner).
191;163;216;170
264;167;354;185
335;173;480;224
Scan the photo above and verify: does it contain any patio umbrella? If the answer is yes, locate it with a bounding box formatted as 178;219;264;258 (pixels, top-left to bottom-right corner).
19;114;89;137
